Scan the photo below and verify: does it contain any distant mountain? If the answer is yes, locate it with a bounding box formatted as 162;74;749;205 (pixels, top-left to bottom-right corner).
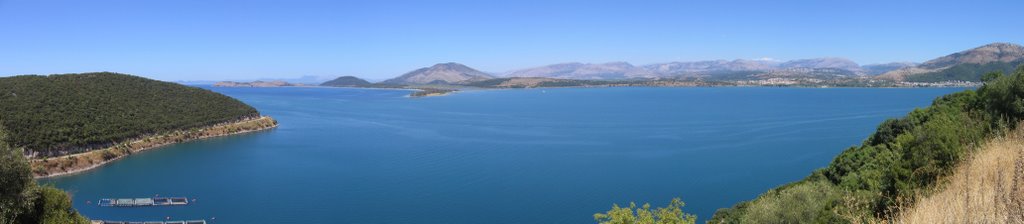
779;57;862;71
379;46;1024;83
320;76;371;87
507;58;869;80
213;80;306;87
642;59;780;77
753;68;860;79
503;62;654;80
878;43;1024;81
382;62;494;85
862;62;917;76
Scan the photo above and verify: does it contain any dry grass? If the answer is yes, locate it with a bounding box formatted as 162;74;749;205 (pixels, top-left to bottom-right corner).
891;128;1024;224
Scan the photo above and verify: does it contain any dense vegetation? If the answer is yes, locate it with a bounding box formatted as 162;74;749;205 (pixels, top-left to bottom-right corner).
905;60;1022;82
709;67;1024;223
0;73;260;156
0;137;88;224
594;198;696;224
319;76;372;87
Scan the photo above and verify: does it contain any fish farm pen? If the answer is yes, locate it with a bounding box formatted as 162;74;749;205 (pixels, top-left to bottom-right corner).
91;220;206;224
92;196;204;224
98;197;190;207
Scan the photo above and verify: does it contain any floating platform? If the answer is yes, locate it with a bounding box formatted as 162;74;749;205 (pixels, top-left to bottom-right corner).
95;220;205;224
98;197;189;207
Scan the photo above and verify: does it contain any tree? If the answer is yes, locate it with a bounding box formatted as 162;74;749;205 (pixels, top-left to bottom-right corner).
0;138;88;224
0;143;32;224
594;198;696;224
981;71;1003;82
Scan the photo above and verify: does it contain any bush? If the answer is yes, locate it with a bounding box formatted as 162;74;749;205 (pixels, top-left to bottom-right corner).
1;144;88;224
594;198;696;224
738;180;843;223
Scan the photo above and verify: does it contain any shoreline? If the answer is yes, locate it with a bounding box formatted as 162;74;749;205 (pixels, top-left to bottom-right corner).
217;83;975;97
32;116;279;179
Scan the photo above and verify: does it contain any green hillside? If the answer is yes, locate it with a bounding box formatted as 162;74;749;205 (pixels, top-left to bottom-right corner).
708;66;1024;223
904;60;1023;82
0;72;259;156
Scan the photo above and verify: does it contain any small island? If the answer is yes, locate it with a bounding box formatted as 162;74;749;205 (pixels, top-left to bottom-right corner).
408;88;456;97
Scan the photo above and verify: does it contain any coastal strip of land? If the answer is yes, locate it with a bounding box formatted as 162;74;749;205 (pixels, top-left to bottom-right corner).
31;116;278;178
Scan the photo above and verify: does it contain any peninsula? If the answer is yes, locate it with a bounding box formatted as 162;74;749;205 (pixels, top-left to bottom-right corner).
0;72;278;177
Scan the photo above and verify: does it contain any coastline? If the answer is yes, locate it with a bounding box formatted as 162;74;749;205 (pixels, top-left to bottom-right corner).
205;82;977;100
31;116;279;179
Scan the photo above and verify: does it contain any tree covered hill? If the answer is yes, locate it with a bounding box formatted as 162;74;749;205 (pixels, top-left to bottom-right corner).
0;72;260;156
320;76;372;87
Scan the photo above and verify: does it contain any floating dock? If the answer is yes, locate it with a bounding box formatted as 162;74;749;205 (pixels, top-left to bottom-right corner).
98;197;189;207
93;220;205;224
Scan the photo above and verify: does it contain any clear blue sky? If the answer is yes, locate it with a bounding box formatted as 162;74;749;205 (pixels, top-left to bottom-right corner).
2;0;1022;81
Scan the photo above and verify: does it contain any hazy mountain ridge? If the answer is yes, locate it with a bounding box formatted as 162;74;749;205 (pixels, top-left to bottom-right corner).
862;62;919;75
779;57;862;71
504;57;913;80
642;59;781;77
216;42;1018;85
503;62;654;80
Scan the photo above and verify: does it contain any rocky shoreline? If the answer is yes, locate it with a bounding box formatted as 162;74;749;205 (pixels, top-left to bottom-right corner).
31;116;279;178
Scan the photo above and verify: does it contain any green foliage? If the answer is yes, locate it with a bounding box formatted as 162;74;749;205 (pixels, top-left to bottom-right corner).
981;71;1003;82
978;66;1024;123
737;180;844;223
0;144;31;224
594;198;696;224
904;60;1022;82
0;72;259;156
0;145;87;224
20;186;89;224
710;66;1024;223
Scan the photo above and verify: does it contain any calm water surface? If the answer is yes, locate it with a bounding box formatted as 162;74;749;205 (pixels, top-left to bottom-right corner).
47;87;965;223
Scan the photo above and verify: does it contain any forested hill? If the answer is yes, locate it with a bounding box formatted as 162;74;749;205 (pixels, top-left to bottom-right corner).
0;72;260;156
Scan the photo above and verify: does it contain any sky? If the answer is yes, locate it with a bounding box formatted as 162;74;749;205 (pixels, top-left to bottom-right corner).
1;0;1022;81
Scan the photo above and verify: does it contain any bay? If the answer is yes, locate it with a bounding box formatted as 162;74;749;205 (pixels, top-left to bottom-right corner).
47;87;965;223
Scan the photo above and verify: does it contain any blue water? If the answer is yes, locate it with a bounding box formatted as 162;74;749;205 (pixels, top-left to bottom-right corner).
47;87;965;223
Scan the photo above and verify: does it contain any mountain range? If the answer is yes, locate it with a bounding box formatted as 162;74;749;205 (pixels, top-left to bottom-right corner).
498;57;910;80
501;43;1023;82
211;42;1024;87
378;58;912;85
